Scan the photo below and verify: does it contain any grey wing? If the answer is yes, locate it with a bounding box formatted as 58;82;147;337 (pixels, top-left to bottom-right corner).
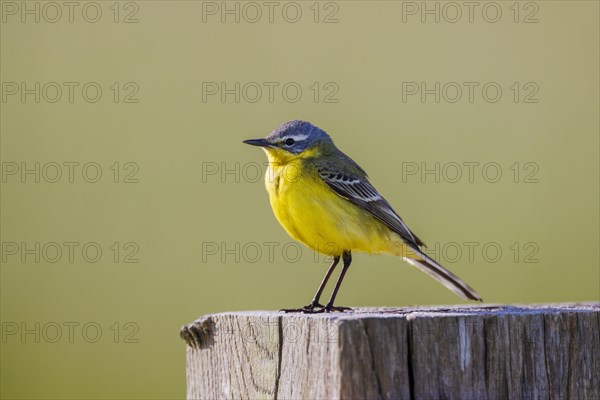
317;166;425;248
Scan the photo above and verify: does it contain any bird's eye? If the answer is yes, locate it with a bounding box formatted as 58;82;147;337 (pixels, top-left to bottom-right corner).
284;138;295;146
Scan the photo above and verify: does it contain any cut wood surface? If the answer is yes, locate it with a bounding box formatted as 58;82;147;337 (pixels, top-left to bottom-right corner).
180;303;599;400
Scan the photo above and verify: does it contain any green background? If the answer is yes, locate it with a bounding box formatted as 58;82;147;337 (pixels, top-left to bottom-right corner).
1;1;598;398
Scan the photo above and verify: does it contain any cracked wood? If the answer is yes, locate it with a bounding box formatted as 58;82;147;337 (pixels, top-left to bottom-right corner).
180;304;599;400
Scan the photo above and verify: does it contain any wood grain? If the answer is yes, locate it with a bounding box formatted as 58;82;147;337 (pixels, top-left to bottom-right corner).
180;304;599;400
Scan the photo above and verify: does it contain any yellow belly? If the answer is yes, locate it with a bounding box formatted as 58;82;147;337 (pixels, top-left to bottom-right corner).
265;162;402;257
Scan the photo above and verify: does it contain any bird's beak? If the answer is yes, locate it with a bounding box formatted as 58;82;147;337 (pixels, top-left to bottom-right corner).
243;138;272;148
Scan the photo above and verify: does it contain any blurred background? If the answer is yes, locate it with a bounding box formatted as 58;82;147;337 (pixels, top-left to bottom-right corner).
1;1;598;398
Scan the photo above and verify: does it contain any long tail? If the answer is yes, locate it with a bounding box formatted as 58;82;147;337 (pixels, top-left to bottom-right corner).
403;249;482;301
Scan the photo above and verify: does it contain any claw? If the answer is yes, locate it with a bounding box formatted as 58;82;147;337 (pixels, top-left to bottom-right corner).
280;302;325;314
322;305;352;313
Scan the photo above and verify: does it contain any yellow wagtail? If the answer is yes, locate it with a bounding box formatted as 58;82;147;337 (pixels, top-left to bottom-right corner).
244;120;482;313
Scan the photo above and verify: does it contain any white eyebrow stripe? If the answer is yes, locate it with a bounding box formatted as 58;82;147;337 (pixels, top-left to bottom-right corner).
284;134;309;142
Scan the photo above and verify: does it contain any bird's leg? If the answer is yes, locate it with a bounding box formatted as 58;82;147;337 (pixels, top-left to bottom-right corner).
281;256;340;313
322;251;353;313
306;256;340;309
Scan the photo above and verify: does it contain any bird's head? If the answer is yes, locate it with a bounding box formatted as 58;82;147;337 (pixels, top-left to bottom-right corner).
244;120;333;164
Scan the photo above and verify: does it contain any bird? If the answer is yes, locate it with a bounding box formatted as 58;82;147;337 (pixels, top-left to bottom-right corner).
243;120;482;313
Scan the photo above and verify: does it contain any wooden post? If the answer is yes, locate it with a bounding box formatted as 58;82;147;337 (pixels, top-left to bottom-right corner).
180;304;599;400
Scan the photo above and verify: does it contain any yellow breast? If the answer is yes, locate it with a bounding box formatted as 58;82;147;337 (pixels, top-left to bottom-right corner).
264;156;399;257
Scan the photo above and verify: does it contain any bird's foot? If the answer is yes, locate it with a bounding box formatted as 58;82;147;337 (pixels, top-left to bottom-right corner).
321;304;352;313
280;302;324;314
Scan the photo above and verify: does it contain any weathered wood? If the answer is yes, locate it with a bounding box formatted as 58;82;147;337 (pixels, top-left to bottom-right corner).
180;304;599;400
